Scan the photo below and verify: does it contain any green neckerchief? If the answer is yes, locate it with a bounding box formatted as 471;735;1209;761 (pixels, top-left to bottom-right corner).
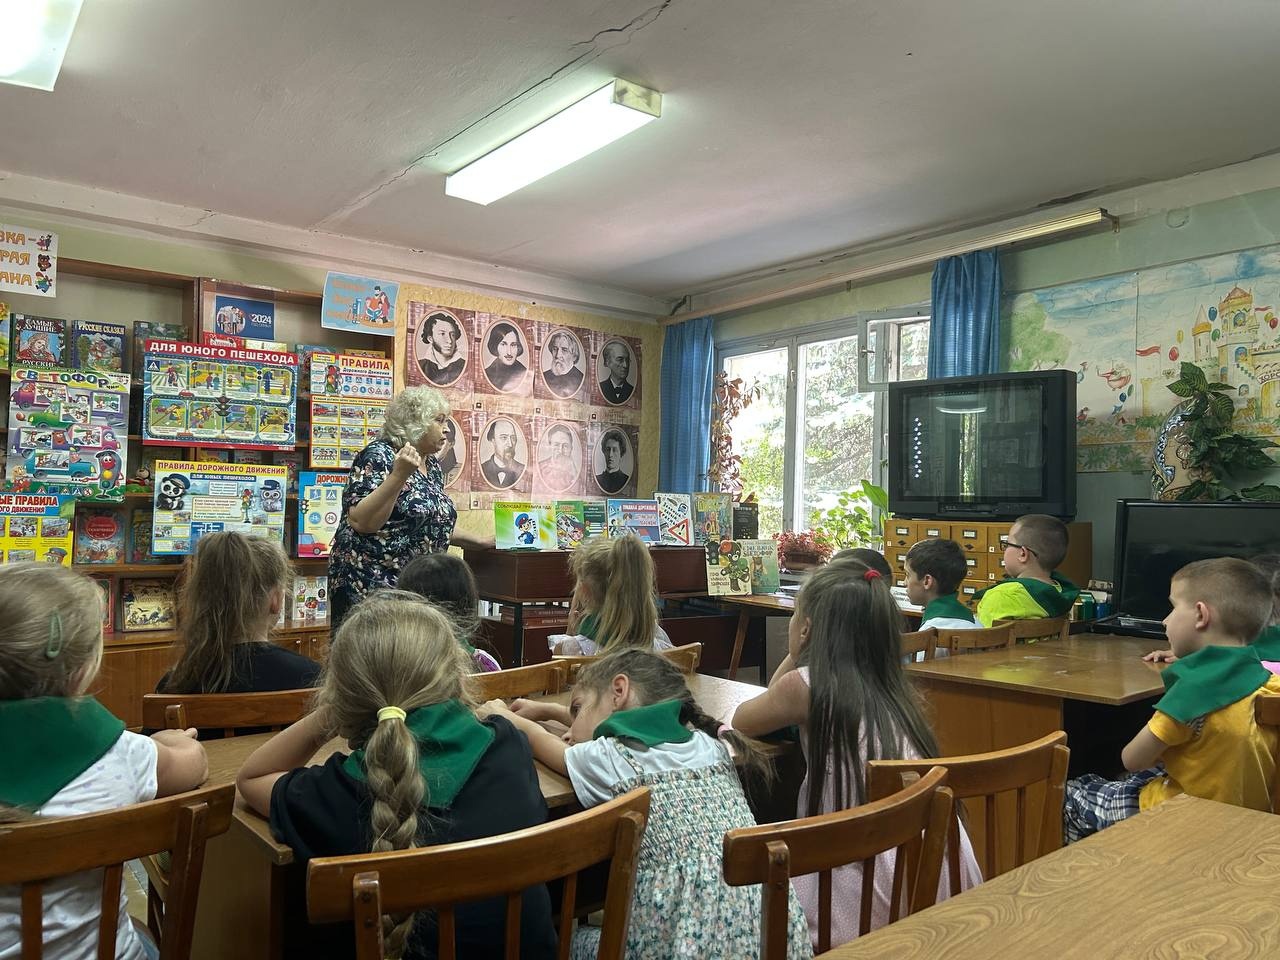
973;573;1080;616
922;594;975;624
577;612;600;641
593;699;693;746
1155;644;1271;724
0;697;125;809
1253;624;1280;661
342;700;494;809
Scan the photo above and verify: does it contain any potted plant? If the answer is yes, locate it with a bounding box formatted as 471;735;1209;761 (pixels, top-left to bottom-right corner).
1153;362;1280;501
813;480;890;549
706;371;761;491
773;529;834;571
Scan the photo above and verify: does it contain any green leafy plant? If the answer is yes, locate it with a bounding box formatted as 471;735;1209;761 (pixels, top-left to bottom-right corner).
1166;362;1280;501
707;371;761;491
813;480;890;548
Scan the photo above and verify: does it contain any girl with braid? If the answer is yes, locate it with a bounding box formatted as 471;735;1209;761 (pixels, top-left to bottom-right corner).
238;591;556;960
482;649;812;959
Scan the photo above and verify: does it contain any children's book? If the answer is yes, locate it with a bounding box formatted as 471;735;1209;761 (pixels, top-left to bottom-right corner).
291;575;330;623
128;508;158;563
693;492;732;546
192;448;231;464
494;501;555;550
582;500;607;539
705;539;751;596
346;348;387;358
732;501;760;541
232;449;266;465
656;492;694;546
606;499;660;543
294;342;338;382
12;314;67;368
0;304;10;366
132;321;186;374
298;471;347;557
73;506;128;564
88;575;114;632
70;320;127;373
740;539;781;594
554;500;587;550
119;578;176;632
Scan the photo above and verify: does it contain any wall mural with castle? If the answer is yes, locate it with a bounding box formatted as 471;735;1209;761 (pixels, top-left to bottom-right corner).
1005;244;1280;472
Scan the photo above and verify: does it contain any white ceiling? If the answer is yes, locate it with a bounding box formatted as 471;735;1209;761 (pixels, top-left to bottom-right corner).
2;0;1278;302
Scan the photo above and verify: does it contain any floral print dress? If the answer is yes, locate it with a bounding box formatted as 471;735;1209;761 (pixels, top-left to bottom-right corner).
328;439;457;625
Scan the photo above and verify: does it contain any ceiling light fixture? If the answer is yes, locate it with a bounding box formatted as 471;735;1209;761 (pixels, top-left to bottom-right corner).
445;79;662;206
0;0;84;91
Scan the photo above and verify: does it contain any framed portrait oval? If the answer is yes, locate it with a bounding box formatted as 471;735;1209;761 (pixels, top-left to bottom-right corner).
478;416;528;490
482;320;530;393
593;427;633;495
436;415;466;488
596;338;636;406
540;328;587;399
536;420;582;494
414;309;469;388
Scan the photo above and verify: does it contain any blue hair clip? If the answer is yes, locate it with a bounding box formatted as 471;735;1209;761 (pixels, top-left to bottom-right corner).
46;611;64;659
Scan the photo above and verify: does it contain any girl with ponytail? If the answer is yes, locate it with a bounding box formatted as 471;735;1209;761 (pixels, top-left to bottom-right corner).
482;649;811;959
238;591;556;960
554;533;672;656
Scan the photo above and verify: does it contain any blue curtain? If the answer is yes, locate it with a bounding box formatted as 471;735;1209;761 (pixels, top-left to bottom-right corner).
658;315;714;492
927;249;1003;378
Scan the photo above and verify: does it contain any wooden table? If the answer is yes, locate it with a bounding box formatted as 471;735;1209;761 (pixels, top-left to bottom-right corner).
189;673;768;960
826;794;1280;958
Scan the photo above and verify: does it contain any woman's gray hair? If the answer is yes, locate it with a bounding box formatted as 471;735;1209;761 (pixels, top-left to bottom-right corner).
380;386;450;448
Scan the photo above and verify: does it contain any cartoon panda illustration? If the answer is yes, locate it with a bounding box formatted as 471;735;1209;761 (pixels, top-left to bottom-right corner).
157;473;191;511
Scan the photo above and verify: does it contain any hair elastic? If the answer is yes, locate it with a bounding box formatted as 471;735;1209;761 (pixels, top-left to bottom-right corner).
377;706;407;723
862;569;882;582
45;611;64;660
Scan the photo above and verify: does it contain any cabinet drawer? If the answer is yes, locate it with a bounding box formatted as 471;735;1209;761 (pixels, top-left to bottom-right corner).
917;522;949;541
958;579;988;609
883;519;918;550
952;525;989;555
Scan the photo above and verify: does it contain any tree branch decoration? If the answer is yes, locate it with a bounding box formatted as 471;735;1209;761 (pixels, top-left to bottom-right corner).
707;371;761;491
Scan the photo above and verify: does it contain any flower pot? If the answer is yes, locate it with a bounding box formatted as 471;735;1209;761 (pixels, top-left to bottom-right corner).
782;551;824;572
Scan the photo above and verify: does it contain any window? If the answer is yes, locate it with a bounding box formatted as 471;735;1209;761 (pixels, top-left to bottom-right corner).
718;309;930;536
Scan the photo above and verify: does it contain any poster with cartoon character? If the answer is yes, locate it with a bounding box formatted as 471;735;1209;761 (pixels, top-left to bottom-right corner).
0;224;58;297
151;460;287;555
493;501;555;550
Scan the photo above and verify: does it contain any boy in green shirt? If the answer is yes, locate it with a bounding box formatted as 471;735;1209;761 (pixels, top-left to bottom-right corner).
975;513;1079;626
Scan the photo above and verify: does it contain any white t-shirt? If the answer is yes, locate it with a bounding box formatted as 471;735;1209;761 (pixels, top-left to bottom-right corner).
550;624;674;658
564;729;727;807
0;731;158;960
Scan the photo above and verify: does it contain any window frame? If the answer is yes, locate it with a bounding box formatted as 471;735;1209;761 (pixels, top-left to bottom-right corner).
715;303;929;532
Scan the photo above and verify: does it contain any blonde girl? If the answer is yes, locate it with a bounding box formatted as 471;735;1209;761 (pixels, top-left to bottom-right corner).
732;558;981;947
486;649;811;959
237;590;556;960
555;533;672;656
0;564;206;960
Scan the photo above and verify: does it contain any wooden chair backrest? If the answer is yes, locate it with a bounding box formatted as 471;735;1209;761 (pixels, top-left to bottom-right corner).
900;628;937;662
722;766;953;957
142;689;316;737
997;614;1071;644
867;730;1070;889
936;623;1014;655
0;784;235;960
306;787;651;960
471;662;567;701
1253;694;1280;812
554;643;703;685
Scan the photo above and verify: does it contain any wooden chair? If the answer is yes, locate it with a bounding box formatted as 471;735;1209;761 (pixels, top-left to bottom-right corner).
471;661;567;701
0;784;234;960
936;623;1014;655
1253;693;1280;812
722;766;953;957
900;628;937;662
867;730;1070;890
306;786;651;960
141;688;316;737
998;614;1071;644
554;643;703;684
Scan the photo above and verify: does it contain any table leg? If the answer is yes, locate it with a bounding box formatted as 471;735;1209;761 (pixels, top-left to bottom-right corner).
728;611;750;680
191;821;283;960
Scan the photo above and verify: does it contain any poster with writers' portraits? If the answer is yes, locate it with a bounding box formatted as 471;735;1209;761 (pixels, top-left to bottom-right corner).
405;300;642;508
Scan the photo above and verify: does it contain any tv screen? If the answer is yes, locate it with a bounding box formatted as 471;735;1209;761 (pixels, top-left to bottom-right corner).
1115;500;1280;626
887;370;1075;519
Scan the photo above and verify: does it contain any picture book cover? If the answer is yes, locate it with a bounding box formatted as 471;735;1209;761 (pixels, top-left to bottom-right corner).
119;578;176;632
131;321;186;374
12;314;66;368
554;500;587;550
0;302;10;365
291;574;329;623
89;575;114;632
494;501;555;550
298;471;347;557
732;501;760;541
0;492;76;565
70;320;127;373
73;505;128;564
294;342;337;381
705;539;750;596
740;539;781;594
656;492;694;546
606;499;660;543
693;492;732;546
582;500;607;538
128;508;158;563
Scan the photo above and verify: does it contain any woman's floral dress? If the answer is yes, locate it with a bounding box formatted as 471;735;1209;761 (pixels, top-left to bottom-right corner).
328;439;457;626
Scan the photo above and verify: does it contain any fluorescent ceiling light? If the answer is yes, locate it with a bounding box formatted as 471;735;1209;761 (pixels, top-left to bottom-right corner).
446;79;662;205
0;0;83;91
935;405;988;415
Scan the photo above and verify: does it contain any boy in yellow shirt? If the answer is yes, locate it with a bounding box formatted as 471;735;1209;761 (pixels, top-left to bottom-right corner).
974;514;1079;626
1063;557;1280;842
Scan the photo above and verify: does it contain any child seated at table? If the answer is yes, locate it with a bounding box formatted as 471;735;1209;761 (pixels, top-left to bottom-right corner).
1145;553;1280;664
975;514;1079;627
731;556;981;947
398;552;501;671
831;547;892;579
552;533;673;656
0;563;207;960
237;590;557;960
484;649;813;960
906;538;982;631
1063;558;1280;842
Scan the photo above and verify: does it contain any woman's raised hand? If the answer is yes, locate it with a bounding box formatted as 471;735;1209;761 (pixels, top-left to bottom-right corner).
390;443;423;480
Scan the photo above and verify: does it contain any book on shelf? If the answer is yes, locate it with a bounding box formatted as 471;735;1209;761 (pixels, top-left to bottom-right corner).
70;320;127;373
554;500;586;550
11;314;67;368
732;501;760;540
692;492;732;546
656;492;694;546
73;506;128;564
291;574;329;623
740;538;781;594
705;539;751;596
582;500;607;539
119;578;176;632
131;321;186;374
127;508;159;564
494;501;555;550
606;499;660;543
88;575;114;632
498;603;570;625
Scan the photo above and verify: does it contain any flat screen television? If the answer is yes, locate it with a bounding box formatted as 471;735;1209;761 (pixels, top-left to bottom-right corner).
886;370;1076;520
1103;499;1280;638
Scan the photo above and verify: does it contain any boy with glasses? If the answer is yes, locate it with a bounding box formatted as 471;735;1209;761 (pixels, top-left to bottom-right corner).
975;513;1080;626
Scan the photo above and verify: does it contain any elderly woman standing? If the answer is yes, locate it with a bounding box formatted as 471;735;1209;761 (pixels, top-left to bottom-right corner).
328;385;490;627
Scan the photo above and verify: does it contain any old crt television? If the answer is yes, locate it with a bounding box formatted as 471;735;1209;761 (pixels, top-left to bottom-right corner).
1101;499;1280;638
887;370;1076;520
